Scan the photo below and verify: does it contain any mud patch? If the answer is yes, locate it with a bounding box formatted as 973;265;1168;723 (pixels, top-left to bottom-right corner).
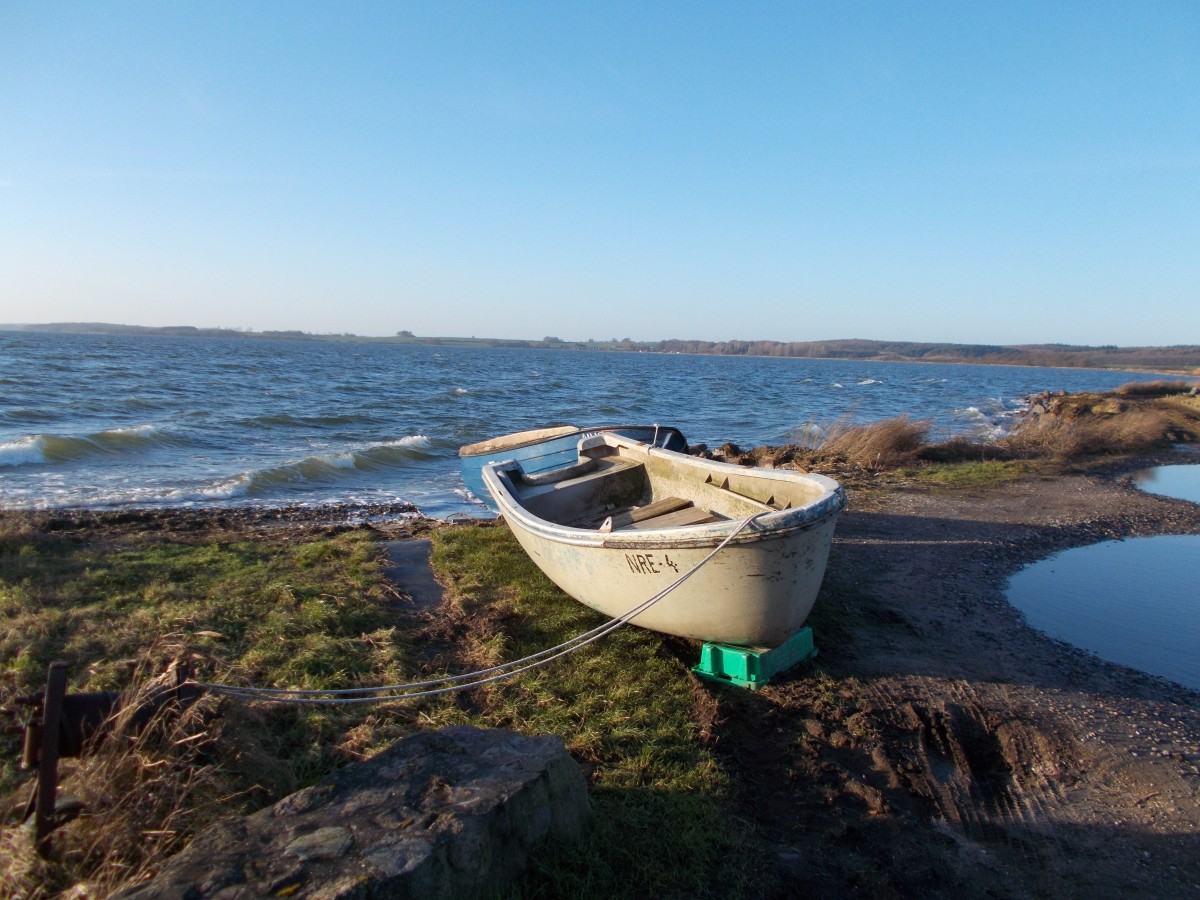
698;455;1200;897
381;539;445;610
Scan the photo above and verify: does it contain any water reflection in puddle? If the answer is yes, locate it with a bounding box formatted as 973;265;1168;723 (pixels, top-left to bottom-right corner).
1007;536;1200;690
1132;463;1200;505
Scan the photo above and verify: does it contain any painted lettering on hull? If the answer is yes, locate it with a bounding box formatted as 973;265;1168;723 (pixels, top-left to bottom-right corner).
625;553;681;575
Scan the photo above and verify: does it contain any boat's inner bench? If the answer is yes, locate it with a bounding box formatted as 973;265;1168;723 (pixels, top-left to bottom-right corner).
506;436;792;531
511;455;649;524
509;455;727;532
576;496;727;532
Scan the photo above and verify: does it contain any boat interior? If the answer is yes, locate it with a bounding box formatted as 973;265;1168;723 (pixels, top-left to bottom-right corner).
498;437;827;532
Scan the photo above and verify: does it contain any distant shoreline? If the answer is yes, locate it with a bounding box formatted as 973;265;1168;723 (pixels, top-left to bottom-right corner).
4;322;1200;374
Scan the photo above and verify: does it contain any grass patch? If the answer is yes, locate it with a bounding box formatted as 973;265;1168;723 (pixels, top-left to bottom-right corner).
0;517;428;894
901;459;1037;489
1;516;766;897
430;524;765;897
0;522;405;699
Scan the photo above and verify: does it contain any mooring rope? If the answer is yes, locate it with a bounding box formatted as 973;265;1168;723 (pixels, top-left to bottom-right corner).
194;512;766;706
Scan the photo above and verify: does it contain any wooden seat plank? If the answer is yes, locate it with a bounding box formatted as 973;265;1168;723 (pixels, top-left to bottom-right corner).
577;496;692;531
610;496;692;528
622;507;724;530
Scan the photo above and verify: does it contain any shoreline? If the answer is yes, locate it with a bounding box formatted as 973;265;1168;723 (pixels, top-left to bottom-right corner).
9;452;1199;699
4;449;1200;894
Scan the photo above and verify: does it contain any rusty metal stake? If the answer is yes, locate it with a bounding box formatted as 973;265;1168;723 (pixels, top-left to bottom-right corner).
34;661;68;856
6;659;205;858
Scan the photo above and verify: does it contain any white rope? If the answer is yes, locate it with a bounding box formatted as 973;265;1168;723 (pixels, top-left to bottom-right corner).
195;512;765;705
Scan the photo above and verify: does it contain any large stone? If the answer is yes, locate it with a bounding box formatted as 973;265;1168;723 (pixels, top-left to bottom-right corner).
120;726;589;899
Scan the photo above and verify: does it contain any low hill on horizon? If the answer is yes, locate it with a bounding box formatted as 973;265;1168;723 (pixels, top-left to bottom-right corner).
4;322;1199;372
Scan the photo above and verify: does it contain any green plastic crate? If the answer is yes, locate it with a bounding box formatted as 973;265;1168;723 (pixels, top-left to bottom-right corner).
693;627;817;689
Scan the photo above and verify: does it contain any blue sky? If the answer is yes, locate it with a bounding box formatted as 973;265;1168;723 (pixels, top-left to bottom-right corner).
2;2;1197;345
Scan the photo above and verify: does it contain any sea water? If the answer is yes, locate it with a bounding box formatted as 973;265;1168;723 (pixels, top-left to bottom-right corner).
0;329;1181;518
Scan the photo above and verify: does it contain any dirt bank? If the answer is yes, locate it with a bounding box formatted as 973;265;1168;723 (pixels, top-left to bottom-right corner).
712;454;1200;898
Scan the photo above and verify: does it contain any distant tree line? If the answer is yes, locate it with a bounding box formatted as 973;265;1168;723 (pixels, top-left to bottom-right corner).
646;338;1200;370
8;324;1199;371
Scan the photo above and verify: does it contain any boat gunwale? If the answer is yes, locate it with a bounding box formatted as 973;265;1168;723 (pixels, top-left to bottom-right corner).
459;423;687;459
482;434;847;550
458;424;580;457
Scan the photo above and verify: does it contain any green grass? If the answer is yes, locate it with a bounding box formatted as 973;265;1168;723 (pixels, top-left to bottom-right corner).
0;520;418;799
430;524;764;898
899;459;1037;489
1;516;767;897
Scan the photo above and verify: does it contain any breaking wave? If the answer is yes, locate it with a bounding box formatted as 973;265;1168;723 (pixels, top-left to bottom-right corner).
0;436;47;467
955;406;1007;439
779;423;827;448
0;425;175;467
173;435;434;500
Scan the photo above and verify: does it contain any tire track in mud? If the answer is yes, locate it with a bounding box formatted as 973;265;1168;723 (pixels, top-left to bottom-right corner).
859;676;1081;881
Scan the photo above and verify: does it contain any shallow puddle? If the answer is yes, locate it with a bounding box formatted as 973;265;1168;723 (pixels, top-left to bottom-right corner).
1006;535;1200;691
1132;463;1200;505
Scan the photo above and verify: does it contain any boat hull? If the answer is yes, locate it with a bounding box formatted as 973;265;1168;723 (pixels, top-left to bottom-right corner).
503;511;839;647
482;434;844;647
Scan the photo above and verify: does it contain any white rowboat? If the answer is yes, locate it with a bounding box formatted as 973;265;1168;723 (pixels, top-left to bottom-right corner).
482;432;846;647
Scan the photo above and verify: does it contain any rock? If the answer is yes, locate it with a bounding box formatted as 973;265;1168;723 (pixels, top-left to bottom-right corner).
119;726;589;899
716;442;743;460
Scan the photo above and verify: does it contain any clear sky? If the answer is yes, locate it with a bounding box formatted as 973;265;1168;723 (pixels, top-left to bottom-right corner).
2;2;1197;346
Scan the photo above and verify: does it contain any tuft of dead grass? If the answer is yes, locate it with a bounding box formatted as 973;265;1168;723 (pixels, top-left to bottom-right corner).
1;663;229;899
0;822;50;900
739;382;1200;490
1113;379;1197;397
998;409;1174;459
815;416;931;470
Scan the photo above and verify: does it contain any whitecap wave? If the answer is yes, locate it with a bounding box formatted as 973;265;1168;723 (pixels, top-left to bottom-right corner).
329;452;358;469
383;435;431;450
352;436;434;469
0;425;175;466
166;474;253;502
0;436;47;466
171;436;437;499
954;406;1005;439
780;423;826;448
